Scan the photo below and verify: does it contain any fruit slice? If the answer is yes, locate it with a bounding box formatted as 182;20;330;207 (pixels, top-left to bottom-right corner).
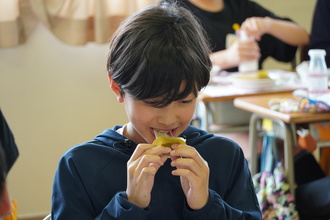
152;129;186;147
235;69;269;79
152;136;186;147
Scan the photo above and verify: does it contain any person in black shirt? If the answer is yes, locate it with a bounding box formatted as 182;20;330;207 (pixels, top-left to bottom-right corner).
0;108;18;218
0;108;19;173
163;0;309;72
310;0;330;67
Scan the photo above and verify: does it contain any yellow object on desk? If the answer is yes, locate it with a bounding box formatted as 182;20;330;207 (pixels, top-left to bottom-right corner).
234;69;269;79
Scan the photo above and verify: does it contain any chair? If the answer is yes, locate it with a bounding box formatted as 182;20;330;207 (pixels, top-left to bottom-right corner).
291;44;309;69
300;44;309;62
43;214;51;220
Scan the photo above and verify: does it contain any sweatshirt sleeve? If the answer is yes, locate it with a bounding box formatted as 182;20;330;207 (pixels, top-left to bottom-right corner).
183;189;261;220
51;154;149;220
183;141;262;220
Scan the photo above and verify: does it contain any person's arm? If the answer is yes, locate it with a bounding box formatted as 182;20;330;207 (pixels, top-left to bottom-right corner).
210;0;309;70
241;16;309;46
210;40;261;70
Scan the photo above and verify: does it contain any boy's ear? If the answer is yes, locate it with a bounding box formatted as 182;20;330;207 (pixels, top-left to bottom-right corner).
108;74;124;103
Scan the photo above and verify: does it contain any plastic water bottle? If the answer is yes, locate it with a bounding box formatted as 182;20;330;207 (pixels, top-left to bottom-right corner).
307;49;329;100
238;30;258;73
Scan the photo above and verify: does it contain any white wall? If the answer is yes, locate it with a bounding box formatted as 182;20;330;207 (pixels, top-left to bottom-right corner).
0;24;127;217
0;0;316;218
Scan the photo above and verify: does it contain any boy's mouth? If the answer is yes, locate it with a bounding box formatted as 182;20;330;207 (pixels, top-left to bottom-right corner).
152;128;186;148
152;128;176;138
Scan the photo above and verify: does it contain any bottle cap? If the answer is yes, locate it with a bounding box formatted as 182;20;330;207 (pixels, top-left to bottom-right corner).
308;49;326;57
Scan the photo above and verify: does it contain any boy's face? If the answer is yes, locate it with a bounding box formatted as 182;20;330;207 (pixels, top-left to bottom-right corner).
120;84;197;144
123;92;197;144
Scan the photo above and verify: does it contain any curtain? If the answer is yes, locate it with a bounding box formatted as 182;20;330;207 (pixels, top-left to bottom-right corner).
0;0;38;48
0;0;156;47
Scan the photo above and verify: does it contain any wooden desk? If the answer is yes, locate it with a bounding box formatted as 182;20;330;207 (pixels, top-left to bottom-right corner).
199;83;301;103
234;92;330;195
234;93;330;123
197;70;304;132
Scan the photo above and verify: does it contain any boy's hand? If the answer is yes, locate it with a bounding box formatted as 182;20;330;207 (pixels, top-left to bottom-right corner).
126;144;171;208
170;144;210;210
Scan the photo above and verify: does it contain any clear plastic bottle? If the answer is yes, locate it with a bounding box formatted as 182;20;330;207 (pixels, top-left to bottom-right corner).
238;30;258;73
307;49;329;100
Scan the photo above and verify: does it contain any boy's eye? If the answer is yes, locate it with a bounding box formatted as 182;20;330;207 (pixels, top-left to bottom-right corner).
143;100;159;106
180;99;193;104
142;98;164;107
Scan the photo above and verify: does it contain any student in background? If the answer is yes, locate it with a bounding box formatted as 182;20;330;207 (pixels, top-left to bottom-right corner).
0;148;11;218
309;0;330;176
0;108;18;219
162;0;309;72
0;109;19;173
310;0;330;67
51;2;262;219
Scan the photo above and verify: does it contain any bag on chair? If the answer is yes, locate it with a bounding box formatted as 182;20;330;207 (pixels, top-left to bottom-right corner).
252;132;299;219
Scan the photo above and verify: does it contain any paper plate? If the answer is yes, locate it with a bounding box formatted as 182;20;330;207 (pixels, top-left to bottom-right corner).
230;74;275;90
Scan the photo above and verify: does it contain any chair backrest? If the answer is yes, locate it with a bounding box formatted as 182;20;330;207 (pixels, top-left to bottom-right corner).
291;44;310;69
300;44;310;62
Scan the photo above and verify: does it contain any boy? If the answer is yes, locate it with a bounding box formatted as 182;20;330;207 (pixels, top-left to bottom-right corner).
51;2;262;219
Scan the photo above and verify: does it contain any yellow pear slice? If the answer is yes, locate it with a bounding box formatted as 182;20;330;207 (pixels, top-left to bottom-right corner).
236;69;269;79
152;136;186;147
152;129;186;147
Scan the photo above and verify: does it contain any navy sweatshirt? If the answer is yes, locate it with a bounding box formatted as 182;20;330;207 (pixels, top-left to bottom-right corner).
51;125;261;219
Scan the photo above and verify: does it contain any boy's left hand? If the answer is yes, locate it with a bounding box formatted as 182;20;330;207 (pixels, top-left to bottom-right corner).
170;144;210;210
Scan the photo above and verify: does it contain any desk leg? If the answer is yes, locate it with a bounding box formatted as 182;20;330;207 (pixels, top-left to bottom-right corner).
249;113;260;176
290;123;297;146
248;113;295;196
281;121;295;196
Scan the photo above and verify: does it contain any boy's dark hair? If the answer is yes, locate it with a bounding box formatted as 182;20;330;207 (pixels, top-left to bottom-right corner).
107;2;211;107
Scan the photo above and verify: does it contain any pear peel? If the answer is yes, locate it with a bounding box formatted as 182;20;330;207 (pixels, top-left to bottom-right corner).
152;136;186;147
152;129;186;147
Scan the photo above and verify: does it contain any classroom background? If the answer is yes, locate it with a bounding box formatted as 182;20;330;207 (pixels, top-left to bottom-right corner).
0;0;316;218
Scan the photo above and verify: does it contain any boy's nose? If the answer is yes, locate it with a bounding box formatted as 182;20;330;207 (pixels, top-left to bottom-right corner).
157;107;178;126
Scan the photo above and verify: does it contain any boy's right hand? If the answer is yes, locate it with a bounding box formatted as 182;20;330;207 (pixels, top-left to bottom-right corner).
126;144;171;208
